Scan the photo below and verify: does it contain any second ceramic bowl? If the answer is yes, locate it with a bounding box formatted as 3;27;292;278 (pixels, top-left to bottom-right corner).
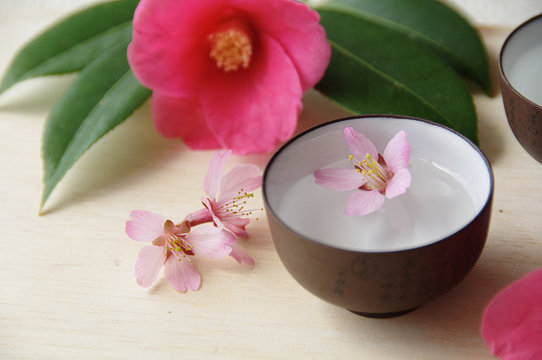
500;14;542;163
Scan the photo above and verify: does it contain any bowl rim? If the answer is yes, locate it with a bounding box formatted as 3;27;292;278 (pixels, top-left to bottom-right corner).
499;13;542;110
262;114;495;254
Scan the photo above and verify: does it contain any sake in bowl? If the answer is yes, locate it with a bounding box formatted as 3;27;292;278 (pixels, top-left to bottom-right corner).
263;115;494;317
500;14;542;163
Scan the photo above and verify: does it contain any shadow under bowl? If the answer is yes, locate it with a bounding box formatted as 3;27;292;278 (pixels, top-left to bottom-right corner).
500;14;542;164
263;115;494;317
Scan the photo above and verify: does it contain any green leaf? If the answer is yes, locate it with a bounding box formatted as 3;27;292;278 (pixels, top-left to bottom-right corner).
40;43;151;211
316;5;478;143
0;0;139;95
317;0;491;93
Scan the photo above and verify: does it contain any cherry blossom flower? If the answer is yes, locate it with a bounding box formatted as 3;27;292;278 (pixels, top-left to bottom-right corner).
127;0;330;154
126;210;235;291
185;150;262;265
481;268;542;360
314;127;411;216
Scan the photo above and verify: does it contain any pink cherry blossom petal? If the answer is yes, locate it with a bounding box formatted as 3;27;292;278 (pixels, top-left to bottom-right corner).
343;126;378;161
218;164;262;201
128;0;225;97
383;130;410;173
135;245;165;287
199;152;261;237
218;213;251;237
345;189;385;216
229;242;254;266
205;195;251;237
187;226;235;259
201;197;224;228
164;255;201;292
314;167;367;191
204;150;232;199
126;210;166;242
481;268;542;360
200;32;302;154
228;0;330;91
385;168;411;199
150;93;221;148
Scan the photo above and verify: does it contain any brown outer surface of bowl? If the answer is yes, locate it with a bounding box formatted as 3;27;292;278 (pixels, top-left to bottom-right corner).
499;14;542;164
263;115;494;316
265;197;492;315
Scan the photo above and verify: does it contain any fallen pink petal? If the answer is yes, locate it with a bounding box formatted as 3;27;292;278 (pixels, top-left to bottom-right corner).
128;0;331;154
314;127;411;216
481;267;542;360
230;243;255;267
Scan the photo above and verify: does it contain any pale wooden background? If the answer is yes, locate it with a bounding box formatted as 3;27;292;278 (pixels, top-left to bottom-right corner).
1;2;542;359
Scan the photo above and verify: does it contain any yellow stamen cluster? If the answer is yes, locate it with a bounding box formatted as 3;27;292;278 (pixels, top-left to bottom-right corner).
166;233;193;263
350;153;389;190
218;188;263;219
209;28;252;72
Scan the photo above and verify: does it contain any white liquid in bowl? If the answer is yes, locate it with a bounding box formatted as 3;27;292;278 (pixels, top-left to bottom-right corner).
265;117;492;253
502;17;542;106
505;43;542;106
277;157;475;252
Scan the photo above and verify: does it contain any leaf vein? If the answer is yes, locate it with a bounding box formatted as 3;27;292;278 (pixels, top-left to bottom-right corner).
328;39;454;129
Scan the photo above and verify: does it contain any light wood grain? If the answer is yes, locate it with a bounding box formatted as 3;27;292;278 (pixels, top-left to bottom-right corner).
1;3;542;360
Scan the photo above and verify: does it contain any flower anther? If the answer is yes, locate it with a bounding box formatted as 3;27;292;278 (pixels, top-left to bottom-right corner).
209;18;253;72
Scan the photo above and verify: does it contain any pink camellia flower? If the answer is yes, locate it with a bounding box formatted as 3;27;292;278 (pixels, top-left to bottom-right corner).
481;268;542;360
127;0;331;154
186;150;262;265
314;127;411;216
126;210;235;291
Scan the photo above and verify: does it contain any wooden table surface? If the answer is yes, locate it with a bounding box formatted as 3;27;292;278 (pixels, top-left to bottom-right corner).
1;2;542;359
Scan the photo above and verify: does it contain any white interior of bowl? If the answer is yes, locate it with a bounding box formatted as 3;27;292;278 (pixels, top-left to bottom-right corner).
501;16;542;106
264;117;492;252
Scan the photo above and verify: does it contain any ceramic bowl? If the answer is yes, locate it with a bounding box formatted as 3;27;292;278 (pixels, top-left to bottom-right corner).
263;115;494;317
500;14;542;163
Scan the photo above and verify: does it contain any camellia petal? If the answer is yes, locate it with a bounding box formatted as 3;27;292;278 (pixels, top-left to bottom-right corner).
128;0;224;97
200;33;303;154
129;0;329;153
383;130;411;173
385;167;412;199
345;189;385;216
481;268;542;360
151;93;221;148
135;245;165;287
343;126;378;160
187;226;235;259
228;0;331;91
164;255;201;292
314;167;366;191
126;210;166;242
